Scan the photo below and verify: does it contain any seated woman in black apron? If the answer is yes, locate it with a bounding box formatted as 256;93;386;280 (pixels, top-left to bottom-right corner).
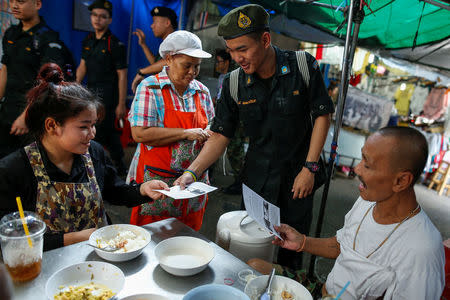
0;63;169;251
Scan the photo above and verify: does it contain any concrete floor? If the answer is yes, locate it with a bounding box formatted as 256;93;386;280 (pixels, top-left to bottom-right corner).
105;148;450;278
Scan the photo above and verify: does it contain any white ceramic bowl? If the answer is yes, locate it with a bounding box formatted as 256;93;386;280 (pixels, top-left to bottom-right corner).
244;275;313;300
183;284;250;300
89;224;151;262
122;294;170;300
45;261;125;300
154;236;215;276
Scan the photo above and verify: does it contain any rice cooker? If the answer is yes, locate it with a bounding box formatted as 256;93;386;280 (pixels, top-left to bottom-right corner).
215;211;275;263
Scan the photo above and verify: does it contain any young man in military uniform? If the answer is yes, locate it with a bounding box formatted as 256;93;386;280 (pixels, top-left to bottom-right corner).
0;0;69;158
131;6;177;93
75;0;127;175
176;4;334;269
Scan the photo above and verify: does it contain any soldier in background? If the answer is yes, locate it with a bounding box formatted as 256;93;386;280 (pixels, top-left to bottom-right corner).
76;0;127;175
0;0;71;158
131;6;177;92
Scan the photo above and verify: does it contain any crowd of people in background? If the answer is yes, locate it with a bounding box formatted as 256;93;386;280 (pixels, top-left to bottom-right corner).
0;1;446;299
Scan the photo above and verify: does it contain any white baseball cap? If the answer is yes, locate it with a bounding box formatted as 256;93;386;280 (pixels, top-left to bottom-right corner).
159;30;212;59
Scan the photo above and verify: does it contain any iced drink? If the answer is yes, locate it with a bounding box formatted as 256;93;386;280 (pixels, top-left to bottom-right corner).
0;212;46;282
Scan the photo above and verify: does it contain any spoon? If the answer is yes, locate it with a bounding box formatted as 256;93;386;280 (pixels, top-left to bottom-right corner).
260;268;276;300
88;243;119;252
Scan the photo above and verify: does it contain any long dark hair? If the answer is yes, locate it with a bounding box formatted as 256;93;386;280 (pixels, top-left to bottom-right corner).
25;63;104;139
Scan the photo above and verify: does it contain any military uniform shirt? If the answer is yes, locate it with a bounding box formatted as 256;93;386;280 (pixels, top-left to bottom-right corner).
1;18;66;122
81;29;127;87
211;47;334;201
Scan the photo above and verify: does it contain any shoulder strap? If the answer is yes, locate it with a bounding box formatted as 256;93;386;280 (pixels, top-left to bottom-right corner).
229;68;240;104
229;52;310;103
295;50;310;89
32;26;52;51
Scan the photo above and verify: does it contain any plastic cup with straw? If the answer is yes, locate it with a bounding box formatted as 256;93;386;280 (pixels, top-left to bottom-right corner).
15;197;33;248
334;281;350;300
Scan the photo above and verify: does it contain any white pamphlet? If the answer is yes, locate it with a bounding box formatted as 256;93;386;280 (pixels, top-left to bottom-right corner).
156;182;217;199
242;184;283;240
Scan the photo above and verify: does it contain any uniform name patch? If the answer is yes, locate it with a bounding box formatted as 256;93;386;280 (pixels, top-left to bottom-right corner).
238;99;256;105
48;43;62;49
7;40;13;44
293;90;300;95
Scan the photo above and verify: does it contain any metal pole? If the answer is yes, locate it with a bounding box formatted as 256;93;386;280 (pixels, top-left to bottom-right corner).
179;0;185;30
126;0;136;66
343;9;365;100
308;0;359;277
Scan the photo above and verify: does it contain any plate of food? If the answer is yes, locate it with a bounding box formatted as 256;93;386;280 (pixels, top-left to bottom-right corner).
45;261;124;300
89;224;151;262
244;275;313;300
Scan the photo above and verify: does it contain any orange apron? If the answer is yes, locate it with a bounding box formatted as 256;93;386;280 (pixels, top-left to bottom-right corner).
130;77;209;230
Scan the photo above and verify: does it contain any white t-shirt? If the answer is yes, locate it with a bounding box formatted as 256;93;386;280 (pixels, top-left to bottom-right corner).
326;197;445;300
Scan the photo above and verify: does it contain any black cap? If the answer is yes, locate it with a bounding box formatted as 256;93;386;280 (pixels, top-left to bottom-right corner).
88;0;112;17
151;6;178;29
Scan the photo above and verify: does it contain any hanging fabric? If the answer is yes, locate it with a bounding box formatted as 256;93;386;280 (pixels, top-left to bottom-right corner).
423;88;448;120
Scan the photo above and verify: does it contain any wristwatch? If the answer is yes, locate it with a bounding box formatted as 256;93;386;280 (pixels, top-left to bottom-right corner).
137;69;145;77
304;161;320;173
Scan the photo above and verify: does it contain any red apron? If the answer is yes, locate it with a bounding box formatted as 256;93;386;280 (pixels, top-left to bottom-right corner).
130;77;209;230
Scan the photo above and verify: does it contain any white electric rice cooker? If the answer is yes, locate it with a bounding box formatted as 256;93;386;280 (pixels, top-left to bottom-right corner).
215;211;275;263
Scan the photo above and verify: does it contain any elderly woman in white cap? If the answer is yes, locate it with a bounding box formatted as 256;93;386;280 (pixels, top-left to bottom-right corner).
127;30;214;230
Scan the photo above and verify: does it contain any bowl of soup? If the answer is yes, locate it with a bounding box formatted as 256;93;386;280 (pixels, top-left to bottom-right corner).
154;236;214;276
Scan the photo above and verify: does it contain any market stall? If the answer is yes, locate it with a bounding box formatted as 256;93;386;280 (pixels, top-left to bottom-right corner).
13;218;259;300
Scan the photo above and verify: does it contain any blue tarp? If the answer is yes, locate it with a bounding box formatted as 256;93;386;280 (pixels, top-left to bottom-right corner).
40;0;183;96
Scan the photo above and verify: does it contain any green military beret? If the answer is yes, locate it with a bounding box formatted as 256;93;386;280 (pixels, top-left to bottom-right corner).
217;4;269;40
88;0;113;17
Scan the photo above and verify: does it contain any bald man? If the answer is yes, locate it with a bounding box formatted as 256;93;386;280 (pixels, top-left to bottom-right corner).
250;127;445;299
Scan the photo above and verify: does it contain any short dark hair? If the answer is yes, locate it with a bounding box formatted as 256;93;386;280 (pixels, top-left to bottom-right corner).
216;49;231;62
25;63;104;139
246;29;269;42
377;126;428;184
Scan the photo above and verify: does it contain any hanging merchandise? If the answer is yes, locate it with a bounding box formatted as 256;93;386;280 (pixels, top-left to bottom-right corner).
394;84;415;116
423;88;448;121
371;77;399;101
422;131;450;174
352;48;368;73
320;45;344;65
409;85;430;115
349;74;361;86
316;44;323;60
343;86;393;132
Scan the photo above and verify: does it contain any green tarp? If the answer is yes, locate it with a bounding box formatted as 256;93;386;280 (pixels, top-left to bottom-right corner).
254;0;450;49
